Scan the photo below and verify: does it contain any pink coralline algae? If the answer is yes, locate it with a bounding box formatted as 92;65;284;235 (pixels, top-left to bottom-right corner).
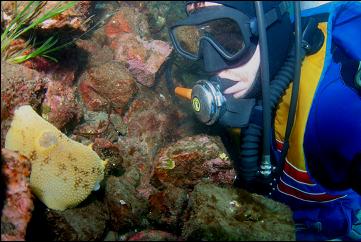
202;158;236;185
111;33;172;87
1;148;34;241
104;6;172;87
41;80;81;130
126;229;182;241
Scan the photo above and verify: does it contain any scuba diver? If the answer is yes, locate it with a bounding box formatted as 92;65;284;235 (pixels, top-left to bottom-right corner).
168;1;361;241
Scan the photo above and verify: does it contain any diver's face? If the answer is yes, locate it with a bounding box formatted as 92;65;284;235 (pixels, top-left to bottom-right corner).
187;2;261;99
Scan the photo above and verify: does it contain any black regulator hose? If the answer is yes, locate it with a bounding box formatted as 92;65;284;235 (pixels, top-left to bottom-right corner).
238;49;307;191
280;1;302;163
254;1;272;178
237;18;307;193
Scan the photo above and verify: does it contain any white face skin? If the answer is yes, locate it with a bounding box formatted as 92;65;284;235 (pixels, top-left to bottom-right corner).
187;2;261;99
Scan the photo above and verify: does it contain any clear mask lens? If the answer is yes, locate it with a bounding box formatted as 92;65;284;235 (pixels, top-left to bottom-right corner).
173;18;245;57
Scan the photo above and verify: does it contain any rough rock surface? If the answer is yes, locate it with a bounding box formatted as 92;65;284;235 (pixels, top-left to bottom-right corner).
111;33;172;87
104;6;150;40
41;80;81;130
75;39;114;68
45;200;108;241
1;62;48;117
147;2;187;41
1;62;48;147
118;88;181;169
104;229;182;241
126;229;182;241
1;149;34;241
147;183;188;233
103;6;172;87
71;110;112;144
153;135;236;189
1;57;82;132
92;137;124;177
78;61;138;114
105;167;150;232
182;182;296;241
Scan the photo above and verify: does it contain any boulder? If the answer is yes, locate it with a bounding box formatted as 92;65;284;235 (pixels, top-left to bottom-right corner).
182;182;296;241
1;149;34;241
152;135;236;189
78;61;138;114
45;200;108;241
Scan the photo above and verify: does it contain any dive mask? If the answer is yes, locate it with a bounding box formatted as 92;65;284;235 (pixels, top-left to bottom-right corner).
169;3;288;72
169;6;257;63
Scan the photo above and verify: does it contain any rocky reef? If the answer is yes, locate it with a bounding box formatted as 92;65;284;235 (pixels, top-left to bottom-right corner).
182;182;295;241
1;1;296;241
1;149;34;241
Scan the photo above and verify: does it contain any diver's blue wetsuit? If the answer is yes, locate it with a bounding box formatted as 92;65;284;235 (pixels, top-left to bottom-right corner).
270;2;361;240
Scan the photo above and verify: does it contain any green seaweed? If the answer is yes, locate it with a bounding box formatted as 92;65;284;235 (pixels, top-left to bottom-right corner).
1;1;76;63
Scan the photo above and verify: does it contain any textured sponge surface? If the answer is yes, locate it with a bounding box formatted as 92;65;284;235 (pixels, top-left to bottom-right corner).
5;105;106;211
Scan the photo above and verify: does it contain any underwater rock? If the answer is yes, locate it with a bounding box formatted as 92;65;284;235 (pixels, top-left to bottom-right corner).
72;111;121;146
45;200;108;241
182;182;295;241
1;1;94;32
22;55;58;73
113;2;187;42
117;89;182;201
41;80;82;130
105;167;150;232
92;138;124;176
79;61;138;114
1;61;48;117
104;230;119;241
1;61;48;147
2;44;81;131
103;6;172;87
1;57;81;131
104;6;150;41
44;59;79;86
1;148;34;241
126;229;182;241
202;157;237;185
147;183;188;233
75;39;114;68
1;120;12;150
118;88;180;169
110;33;172;87
153;135;235;190
142;1;188;42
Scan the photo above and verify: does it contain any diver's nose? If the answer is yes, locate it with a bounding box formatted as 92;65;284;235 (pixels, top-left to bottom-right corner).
201;41;229;73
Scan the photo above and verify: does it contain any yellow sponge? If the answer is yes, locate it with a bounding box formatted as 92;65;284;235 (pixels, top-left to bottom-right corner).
5;105;106;211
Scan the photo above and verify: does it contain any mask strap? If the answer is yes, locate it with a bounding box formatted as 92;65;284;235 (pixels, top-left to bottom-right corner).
251;1;290;35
